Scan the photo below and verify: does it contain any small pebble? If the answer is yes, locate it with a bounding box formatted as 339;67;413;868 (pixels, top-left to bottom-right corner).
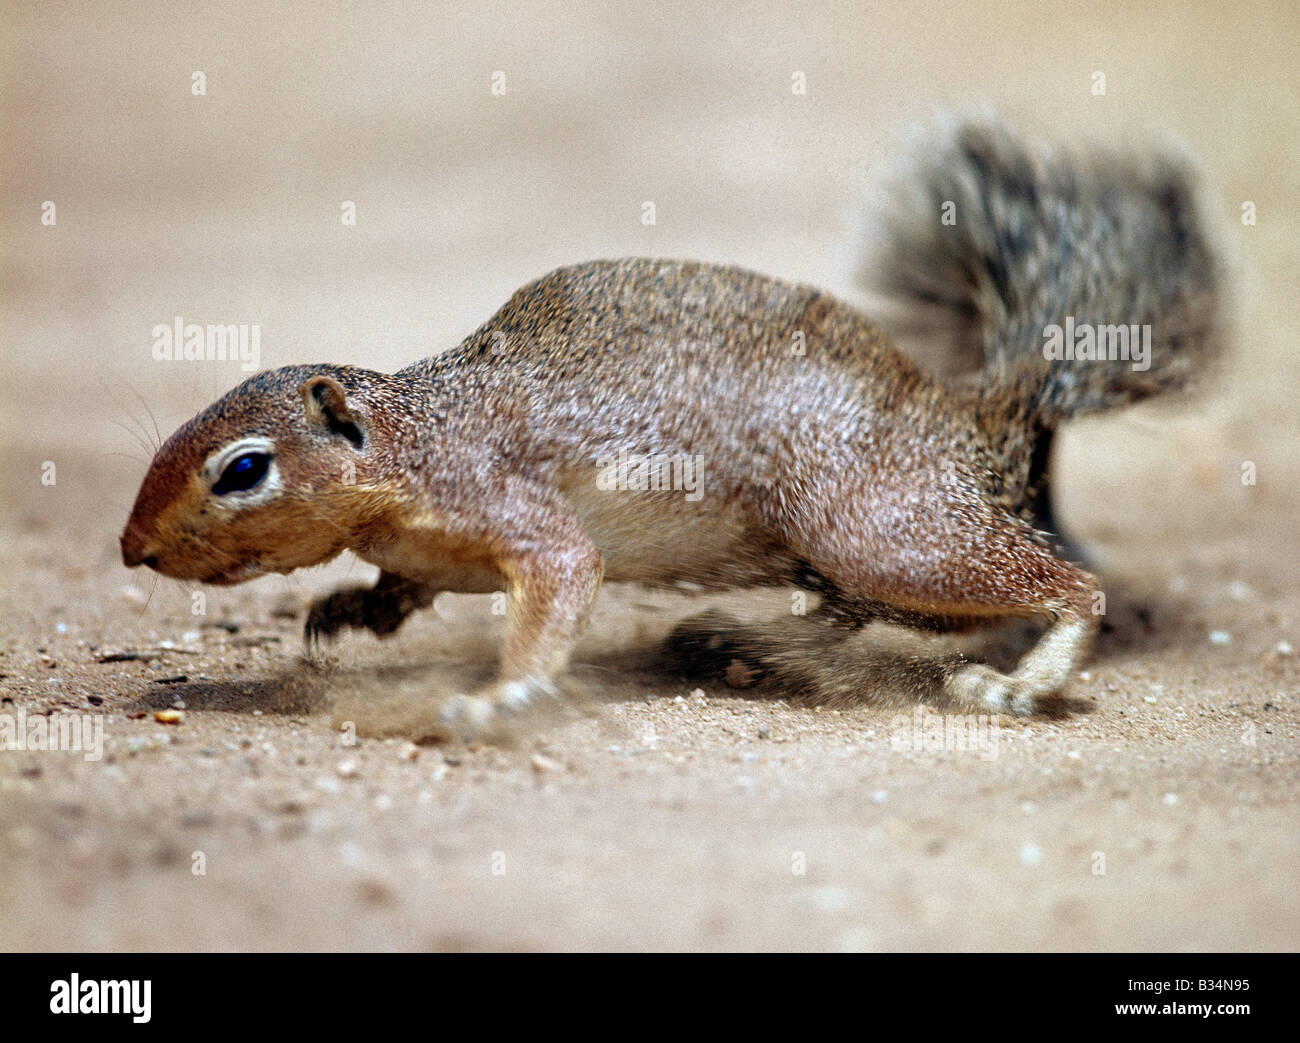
1019;842;1043;868
531;753;563;773
1208;630;1232;646
1163;793;1179;806
154;709;184;725
336;759;359;778
399;742;420;762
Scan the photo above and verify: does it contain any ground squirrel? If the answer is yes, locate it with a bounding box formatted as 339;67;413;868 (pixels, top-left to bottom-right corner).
120;116;1221;738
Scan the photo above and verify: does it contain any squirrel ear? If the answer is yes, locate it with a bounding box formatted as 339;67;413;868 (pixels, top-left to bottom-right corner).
300;375;365;448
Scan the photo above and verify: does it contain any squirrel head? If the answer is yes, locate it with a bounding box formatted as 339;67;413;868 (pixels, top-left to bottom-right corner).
121;365;398;584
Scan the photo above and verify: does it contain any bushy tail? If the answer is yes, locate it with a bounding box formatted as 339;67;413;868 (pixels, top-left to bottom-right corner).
859;113;1223;427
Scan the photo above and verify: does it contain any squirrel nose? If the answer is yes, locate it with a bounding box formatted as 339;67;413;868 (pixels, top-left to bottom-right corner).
120;533;158;570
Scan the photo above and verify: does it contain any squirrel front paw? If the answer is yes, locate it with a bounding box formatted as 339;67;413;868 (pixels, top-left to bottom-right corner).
437;678;559;743
303;574;436;649
304;587;374;648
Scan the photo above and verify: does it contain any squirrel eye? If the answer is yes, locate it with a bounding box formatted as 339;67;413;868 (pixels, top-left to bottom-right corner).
213;452;270;495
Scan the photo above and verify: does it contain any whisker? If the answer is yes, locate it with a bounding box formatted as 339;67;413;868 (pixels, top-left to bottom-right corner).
101;450;152;468
100;372;161;455
139;572;160;618
109;418;156;461
123;381;164;452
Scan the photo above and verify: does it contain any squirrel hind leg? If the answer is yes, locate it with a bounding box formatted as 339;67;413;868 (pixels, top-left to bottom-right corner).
937;552;1101;715
780;495;1101;715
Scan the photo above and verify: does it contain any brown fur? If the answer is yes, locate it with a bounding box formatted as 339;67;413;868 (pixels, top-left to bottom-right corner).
120;116;1222;738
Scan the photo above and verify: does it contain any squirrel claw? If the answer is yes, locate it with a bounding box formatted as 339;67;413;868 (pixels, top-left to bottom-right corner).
304;590;352;639
303;594;349;652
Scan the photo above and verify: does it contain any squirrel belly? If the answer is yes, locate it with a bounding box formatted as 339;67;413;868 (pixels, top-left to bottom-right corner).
120;114;1222;738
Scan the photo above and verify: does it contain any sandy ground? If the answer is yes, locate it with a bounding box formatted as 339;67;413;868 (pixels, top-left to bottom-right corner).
1;1;1297;951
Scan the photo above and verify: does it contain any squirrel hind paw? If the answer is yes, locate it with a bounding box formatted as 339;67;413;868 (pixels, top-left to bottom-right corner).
945;664;1042;716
